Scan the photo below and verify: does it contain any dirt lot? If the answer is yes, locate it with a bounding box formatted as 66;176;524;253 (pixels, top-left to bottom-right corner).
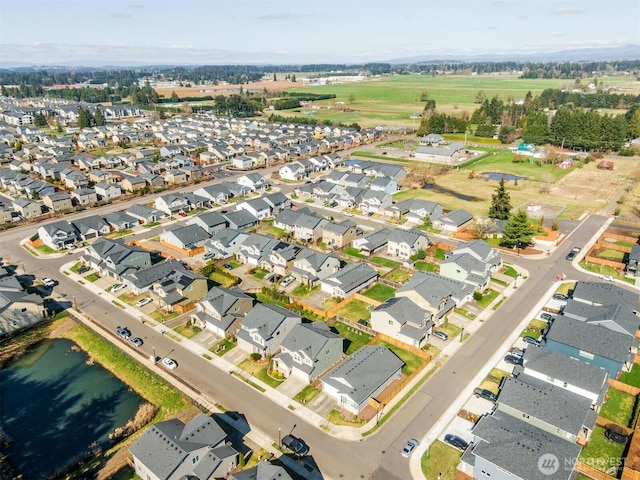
155;79;303;99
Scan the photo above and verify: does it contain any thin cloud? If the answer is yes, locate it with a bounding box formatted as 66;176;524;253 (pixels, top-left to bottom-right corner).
550;7;584;15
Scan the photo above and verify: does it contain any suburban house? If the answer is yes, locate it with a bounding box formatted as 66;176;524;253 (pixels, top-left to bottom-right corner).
235;197;272;220
71;187;98;206
0;273;46;337
236;303;301;357
228;463;293;480
121;175;147;192
543;316;636;378
191;286;254;338
320;262;378;298
518;346;609;404
370;176;398;194
94;182;122;200
290;248;341;285
130;414;238;480
37;220;78;250
237;173;268;191
126;204;165;224
396;271;474;324
71;215;111;241
322;219;357;249
401;199;444;224
42;192;73;212
150;268;208;312
12;198;42;219
358;190;392;214
83;238;151;279
433;208;474;232
386;228;430;260
188;211;228;235
160;224;210;251
462;409;581;480
103;211;140;231
121;260;189;295
264;241;302;276
370;297;434;348
272;322;344;383
262;191;291;213
236;233;279;266
193;184;229;205
204;229;249;260
279;162;308;181
154;194;192;216
497;374;599;444
222;210;259;231
440;251;497;291
352;228;392;255
321;345;404;415
273;208;327;242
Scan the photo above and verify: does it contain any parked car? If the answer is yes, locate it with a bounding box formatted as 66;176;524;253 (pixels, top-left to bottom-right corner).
178;211;187;217
510;347;525;358
432;330;449;341
129;336;143;347
599;274;614;281
77;265;91;274
110;283;126;293
473;388;497;402
162;357;178;370
135;297;153;308
357;319;369;327
222;263;234;270
553;293;568;301
281;276;294;288
565;247;580;261
444;434;469;451
523;335;540;346
504;354;523;366
203;251;215;260
401;438;419;458
345;212;354;217
540;312;554;322
116;326;131;339
42;277;57;288
281;434;309;456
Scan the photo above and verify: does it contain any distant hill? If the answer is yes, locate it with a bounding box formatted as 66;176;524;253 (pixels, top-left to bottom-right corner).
386;44;640;64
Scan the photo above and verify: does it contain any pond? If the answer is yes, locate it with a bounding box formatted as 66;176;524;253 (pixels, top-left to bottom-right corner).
478;172;528;182
0;338;143;479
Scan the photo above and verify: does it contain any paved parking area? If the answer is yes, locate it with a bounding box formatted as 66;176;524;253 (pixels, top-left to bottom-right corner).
224;347;248;366
439;416;475;444
306;391;337;417
277;375;307;398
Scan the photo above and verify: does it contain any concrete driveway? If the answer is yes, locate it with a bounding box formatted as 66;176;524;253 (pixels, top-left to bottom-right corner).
307;391;337;417
224;347;248;366
277;375;308;398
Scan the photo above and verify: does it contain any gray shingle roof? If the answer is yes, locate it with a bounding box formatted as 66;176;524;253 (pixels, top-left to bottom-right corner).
322;346;404;406
470;409;581;480
229;462;294;480
373;296;434;338
122;259;187;289
545;316;636;363
322;262;378;295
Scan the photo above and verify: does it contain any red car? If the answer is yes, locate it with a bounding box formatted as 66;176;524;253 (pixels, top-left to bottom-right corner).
178;212;187;217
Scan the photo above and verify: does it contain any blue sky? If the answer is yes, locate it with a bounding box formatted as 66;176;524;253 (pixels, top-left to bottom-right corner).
1;0;638;65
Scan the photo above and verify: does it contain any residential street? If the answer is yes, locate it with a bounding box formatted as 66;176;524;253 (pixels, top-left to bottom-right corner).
0;193;619;480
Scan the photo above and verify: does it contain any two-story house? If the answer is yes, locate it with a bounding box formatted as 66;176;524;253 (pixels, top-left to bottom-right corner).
322;219;357;249
84;237;151;279
236;303;301;357
37;220;78;250
290;248;341;286
386;228;430;260
191;286;254;338
370;297;434;348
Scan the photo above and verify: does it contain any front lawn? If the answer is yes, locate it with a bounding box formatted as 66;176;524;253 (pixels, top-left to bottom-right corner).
421;440;461;480
437;322;462;342
370;256;401;269
104;229;133;239
85;273;100;283
251;267;269;280
238;358;283;389
479;368;511;393
264;226;288;238
118;293;146;306
142;221;161;228
384;269;412;284
174;323;202;339
148;310;179;322
35;244;56;254
502;265;518;278
600;388;636;427
475;289;499;308
333;321;372;355
335;299;372;322
293;385;321;404
579;426;626;474
374;340;425;376
291;284;320;299
327;409;365;427
362;284;396;302
211;338;236;356
520;319;547;340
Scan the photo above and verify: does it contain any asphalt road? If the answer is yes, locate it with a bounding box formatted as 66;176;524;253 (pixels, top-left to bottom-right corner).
0;190;615;480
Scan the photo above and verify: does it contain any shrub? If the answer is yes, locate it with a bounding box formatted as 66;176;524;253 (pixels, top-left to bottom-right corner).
250;353;262;362
473;291;483;302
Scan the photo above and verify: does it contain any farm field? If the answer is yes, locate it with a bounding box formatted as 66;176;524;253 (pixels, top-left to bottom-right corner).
392;153;639;219
154;73;639;129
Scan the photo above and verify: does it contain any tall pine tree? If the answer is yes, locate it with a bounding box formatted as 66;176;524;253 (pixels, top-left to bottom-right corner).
489;178;512;220
500;210;537;251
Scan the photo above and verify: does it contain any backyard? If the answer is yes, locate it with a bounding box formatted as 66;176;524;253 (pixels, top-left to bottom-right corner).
362;284;396;302
579;426;626;475
374;340;425;376
332;321;372;355
335;299;372;322
599;388;637;427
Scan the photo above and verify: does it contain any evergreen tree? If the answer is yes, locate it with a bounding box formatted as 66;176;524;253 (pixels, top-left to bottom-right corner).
500;210;537;252
170;90;179;102
77;107;89;129
93;107;105;126
488;178;512;220
34;113;48;127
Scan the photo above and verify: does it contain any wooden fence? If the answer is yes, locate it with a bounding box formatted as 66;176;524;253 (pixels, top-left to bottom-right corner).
372;333;432;360
575;461;618;480
609;378;640;396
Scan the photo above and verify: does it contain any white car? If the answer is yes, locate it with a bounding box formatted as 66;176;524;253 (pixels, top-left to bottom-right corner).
281;276;294;288
42;278;57;288
162;357;177;370
110;283;126;293
599;274;614;281
135;297;153;308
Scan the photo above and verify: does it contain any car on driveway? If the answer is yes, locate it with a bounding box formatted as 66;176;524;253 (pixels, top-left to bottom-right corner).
281;276;295;288
523;335;540;346
42;277;58;288
116;326;131;339
553;293;568;301
222;263;234;270
444;434;468;451
599;274;614;281
540;312;554;322
401;438;419;458
110;283;126;293
129;336;143;347
77;265;91;274
135;297;153;308
504;354;523;366
281;434;309;456
203;251;215;260
162;357;177;370
432;330;449;341
473;388;497;402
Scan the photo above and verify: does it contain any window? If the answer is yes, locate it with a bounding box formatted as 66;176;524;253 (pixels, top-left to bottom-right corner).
388;320;394;325
522;413;530;419
192;455;199;464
